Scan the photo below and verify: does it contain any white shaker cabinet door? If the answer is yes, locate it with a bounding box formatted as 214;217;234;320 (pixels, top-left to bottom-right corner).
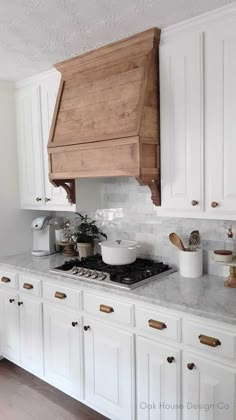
16;85;45;208
0;290;20;362
205;21;236;215
84;318;134;420
43;304;82;398
159;32;203;213
40;72;74;211
136;336;181;420
19;296;43;376
183;351;236;420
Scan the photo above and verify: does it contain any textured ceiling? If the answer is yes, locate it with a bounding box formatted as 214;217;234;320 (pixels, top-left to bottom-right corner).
0;0;235;81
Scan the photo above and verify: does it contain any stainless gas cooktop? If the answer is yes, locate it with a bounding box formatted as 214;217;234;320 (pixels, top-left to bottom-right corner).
50;254;175;290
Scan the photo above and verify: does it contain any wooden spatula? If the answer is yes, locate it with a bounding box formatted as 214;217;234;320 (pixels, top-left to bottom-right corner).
169;232;185;251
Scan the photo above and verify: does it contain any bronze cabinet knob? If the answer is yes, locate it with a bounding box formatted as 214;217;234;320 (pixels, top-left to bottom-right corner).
18;301;23;306
45;198;51;202
191;200;198;206
167;356;175;364
211;201;218;208
84;325;90;331
9;299;15;303
72;322;78;327
36;197;42;202
187;363;195;370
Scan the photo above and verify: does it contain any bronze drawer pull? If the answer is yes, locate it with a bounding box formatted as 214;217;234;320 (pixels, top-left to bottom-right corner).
100;304;114;314
1;276;11;283
198;334;221;347
55;291;67;299
23;283;33;290
148;319;167;330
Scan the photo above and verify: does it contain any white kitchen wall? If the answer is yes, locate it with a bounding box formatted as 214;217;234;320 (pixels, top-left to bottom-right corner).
0;82;45;257
60;177;235;277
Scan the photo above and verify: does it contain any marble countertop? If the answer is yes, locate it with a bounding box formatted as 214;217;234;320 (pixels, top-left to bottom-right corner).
0;253;235;326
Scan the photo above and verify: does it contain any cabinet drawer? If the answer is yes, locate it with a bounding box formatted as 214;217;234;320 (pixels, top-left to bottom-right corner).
83;292;133;326
19;275;41;297
135;306;181;342
43;282;81;310
0;269;17;289
183;319;236;361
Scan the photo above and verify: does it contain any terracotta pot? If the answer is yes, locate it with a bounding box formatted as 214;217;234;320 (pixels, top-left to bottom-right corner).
77;243;94;259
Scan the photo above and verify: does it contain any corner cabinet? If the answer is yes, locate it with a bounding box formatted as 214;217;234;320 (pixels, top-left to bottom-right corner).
16;70;75;211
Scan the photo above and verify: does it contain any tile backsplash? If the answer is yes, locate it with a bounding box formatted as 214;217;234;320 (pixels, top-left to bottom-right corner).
59;177;236;277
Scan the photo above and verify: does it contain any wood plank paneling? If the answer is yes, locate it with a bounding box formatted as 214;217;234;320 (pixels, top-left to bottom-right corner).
48;27;161;205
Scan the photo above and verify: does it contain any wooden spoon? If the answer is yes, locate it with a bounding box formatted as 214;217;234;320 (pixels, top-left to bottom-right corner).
169;233;185;251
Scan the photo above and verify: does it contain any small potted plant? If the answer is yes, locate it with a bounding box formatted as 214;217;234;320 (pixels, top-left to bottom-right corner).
61;220;79;257
74;213;107;258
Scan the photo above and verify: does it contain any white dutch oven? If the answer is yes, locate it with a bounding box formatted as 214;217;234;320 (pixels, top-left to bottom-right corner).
99;240;140;265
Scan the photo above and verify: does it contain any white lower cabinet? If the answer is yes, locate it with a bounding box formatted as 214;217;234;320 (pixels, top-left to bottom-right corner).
83;318;134;420
137;336;180;420
43;304;82;399
0;290;43;375
18;296;43;376
183;351;236;420
1;274;236;420
0;290;20;362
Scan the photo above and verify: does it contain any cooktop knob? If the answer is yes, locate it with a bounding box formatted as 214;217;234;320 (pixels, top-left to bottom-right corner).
97;272;107;281
84;270;92;277
72;266;79;274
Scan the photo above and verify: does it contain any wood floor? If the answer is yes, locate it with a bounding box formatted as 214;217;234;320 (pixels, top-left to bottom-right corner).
0;359;108;420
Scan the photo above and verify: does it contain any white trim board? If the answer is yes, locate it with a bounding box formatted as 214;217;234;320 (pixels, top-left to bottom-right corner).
15;68;59;89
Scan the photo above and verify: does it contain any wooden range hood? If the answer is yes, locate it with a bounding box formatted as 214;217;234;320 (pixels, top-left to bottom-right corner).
48;27;161;205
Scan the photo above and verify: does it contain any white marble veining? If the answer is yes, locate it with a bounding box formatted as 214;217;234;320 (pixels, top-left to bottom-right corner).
0;253;236;325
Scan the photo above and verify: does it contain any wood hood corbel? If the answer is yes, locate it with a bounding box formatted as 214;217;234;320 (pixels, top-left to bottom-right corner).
48;27;161;205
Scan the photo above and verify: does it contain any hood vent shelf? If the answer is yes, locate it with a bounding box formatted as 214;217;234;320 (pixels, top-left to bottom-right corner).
48;28;161;206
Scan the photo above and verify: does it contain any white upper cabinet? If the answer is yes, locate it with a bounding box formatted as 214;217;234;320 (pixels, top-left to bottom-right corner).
205;20;236;216
159;32;203;214
16;85;45;208
40;73;73;210
16;70;75;211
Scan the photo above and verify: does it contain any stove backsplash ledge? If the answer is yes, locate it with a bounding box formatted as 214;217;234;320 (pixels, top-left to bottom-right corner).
56;177;236;277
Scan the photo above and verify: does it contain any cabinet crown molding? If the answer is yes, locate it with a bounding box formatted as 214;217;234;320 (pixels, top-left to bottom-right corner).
162;3;236;41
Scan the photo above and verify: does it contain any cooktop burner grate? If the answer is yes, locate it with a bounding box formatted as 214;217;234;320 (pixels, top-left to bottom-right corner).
52;254;175;289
